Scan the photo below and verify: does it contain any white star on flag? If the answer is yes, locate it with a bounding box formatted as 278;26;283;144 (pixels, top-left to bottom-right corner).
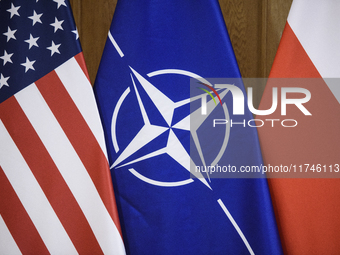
111;68;212;189
47;41;61;56
3;27;17;42
72;29;79;40
0;74;10;89
28;10;43;26
50;17;64;33
7;3;20;19
21;57;36;72
0;50;13;66
53;0;67;9
25;34;39;49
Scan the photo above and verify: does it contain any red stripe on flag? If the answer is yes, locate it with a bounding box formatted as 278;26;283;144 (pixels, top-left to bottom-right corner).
35;69;123;235
0;166;49;254
269;23;321;78
74;52;91;83
0;95;103;254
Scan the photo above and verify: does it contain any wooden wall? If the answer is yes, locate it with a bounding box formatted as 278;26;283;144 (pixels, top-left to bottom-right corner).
69;0;292;107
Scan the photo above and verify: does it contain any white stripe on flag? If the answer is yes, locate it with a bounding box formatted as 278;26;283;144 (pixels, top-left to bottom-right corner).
15;83;125;255
109;31;124;57
288;0;340;78
0;215;22;255
0;120;78;255
55;57;108;157
287;0;340;102
217;199;255;255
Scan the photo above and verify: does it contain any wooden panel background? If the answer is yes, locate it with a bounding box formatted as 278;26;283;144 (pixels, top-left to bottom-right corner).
69;0;292;107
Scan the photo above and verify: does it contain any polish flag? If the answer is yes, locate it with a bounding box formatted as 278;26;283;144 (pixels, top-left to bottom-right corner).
257;0;340;254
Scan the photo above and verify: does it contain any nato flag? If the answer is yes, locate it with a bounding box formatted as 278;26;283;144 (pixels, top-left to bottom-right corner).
94;0;283;254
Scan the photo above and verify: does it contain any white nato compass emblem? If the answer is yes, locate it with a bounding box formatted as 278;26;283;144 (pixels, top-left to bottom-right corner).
110;66;231;190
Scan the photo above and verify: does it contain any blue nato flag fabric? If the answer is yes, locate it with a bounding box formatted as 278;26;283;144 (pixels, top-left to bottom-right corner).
94;0;283;254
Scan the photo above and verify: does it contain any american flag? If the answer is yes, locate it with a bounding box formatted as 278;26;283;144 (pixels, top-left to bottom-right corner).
0;0;126;254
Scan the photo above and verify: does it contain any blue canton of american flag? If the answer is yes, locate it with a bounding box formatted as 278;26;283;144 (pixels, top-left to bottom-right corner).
0;0;80;102
0;0;126;254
